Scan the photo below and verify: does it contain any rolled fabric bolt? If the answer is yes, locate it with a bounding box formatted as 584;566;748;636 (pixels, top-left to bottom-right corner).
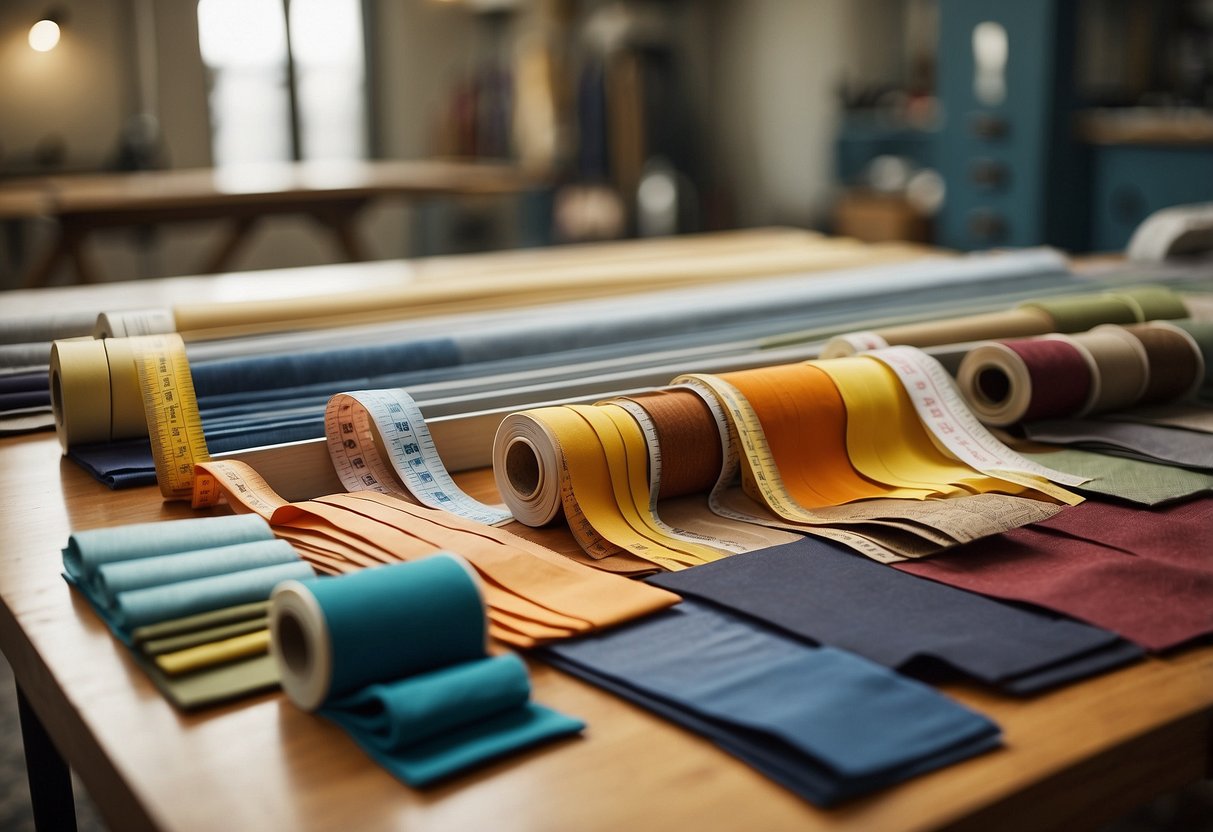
270;554;583;786
1069;328;1150;415
1121;322;1205;404
271;553;488;711
821;306;1054;358
957;337;1093;427
1022;294;1139;331
1169;320;1213;389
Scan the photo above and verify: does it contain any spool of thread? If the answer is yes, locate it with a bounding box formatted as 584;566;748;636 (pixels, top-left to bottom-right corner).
1069;327;1150;414
957;337;1094;426
621;388;722;498
1120;322;1205;404
270;553;486;711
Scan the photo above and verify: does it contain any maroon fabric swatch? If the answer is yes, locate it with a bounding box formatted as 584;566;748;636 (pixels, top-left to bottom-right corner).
896;497;1213;652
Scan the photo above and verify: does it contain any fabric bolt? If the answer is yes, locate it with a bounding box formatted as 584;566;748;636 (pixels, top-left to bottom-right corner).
271;557;585;786
647;538;1141;694
62;250;1082;487
1170;319;1213;399
541;599;1001;806
1021;448;1213;506
898;498;1213;651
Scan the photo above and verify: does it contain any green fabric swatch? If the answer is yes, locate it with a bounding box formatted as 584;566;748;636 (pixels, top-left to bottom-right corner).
1022;448;1213;506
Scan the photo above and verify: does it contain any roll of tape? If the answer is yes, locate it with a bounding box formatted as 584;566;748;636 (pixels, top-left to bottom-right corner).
270;553;486;712
50;337;113;451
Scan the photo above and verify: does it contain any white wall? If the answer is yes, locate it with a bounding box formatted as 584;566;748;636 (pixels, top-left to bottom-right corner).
703;0;905;228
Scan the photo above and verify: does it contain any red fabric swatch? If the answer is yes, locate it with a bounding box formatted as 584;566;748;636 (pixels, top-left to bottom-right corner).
896;497;1213;652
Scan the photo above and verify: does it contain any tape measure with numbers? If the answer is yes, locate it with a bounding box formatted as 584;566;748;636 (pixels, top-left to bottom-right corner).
133;333;211;501
325;389;512;526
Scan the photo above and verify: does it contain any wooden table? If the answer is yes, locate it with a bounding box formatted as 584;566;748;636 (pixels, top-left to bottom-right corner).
2;427;1212;832
1;160;538;287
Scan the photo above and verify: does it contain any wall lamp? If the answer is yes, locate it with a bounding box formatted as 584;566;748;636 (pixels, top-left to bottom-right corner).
29;8;67;52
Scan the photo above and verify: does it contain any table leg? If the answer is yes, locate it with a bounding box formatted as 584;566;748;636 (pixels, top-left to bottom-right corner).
202;217;259;274
313;200;370;262
21;236;66;289
15;683;79;832
62;222;102;285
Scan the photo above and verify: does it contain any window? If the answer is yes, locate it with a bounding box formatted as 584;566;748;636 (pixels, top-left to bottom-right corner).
197;0;367;168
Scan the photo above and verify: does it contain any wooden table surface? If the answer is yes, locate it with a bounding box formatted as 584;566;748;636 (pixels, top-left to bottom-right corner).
1;159;539;287
0;160;536;218
2;429;1212;832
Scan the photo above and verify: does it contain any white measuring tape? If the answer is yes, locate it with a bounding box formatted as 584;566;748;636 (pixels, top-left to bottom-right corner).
325;389;512;526
865;346;1088;497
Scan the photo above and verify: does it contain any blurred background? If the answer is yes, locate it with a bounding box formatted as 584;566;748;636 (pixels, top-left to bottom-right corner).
0;0;1211;284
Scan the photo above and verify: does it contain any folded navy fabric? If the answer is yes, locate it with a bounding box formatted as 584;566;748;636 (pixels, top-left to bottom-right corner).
540;599;1001;806
648;538;1142;694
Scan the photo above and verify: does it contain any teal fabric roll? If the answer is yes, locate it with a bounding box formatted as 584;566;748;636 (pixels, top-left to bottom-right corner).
63;514;273;587
271;554;584;786
97;539;301;606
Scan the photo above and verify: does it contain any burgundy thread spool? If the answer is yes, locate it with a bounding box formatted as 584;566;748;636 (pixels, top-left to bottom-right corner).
957;336;1093;426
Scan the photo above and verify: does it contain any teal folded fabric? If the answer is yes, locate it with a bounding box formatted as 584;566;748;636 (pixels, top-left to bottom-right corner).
115;560;316;635
63;513;274;587
60;514;313;709
271;554;584;786
97;539;301;606
325;654;581;785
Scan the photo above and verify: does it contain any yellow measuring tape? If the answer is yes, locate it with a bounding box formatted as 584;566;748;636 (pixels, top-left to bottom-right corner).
133;334;211;501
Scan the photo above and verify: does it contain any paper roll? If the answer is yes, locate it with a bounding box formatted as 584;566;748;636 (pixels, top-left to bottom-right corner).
493;414;565;526
270;553;486;712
